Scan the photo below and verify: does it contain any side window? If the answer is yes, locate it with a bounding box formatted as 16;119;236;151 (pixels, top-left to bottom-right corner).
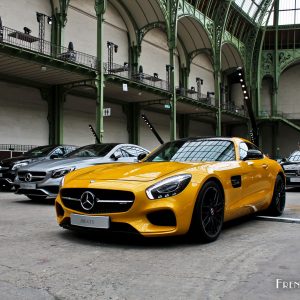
239;142;249;160
64;146;76;154
123;147;138;157
239;142;261;160
136;147;147;155
114;149;122;158
120;149;130;157
52;147;64;157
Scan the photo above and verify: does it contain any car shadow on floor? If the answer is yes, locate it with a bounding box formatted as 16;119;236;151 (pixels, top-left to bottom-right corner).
55;215;257;249
13;198;55;205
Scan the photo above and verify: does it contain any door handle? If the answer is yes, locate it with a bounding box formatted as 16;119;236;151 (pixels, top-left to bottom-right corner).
262;164;268;169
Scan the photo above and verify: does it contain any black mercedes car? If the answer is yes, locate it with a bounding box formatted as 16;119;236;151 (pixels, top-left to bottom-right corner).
281;150;300;187
0;145;77;191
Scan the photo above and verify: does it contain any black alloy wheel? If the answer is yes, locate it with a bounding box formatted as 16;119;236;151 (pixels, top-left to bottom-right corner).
189;181;224;243
266;175;285;216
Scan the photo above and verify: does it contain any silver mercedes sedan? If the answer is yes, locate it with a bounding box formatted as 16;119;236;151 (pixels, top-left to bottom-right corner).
14;143;149;200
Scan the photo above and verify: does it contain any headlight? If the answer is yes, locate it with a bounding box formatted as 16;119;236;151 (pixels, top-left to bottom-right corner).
146;174;192;200
52;167;76;178
12;162;29;170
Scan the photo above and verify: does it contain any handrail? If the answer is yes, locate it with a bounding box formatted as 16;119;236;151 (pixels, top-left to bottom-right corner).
1;26;97;69
222;103;248;117
0;144;37;152
104;62;169;91
176;87;217;107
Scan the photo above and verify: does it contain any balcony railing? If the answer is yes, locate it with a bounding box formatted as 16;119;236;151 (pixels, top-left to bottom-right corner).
176;87;216;107
222;103;247;117
0;26;97;69
104;62;169;91
0;144;37;152
0;26;249;113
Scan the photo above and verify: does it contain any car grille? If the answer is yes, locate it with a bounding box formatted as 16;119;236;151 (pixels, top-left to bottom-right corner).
60;188;135;214
18;171;47;182
284;170;298;175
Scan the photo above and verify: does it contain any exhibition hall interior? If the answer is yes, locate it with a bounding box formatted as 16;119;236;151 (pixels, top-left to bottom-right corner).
0;0;300;157
1;2;300;299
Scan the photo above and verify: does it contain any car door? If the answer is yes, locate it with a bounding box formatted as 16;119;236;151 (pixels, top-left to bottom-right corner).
239;142;271;210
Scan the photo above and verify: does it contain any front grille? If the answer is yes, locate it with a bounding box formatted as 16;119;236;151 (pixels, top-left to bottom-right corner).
0;167;10;172
285;170;297;175
60;188;135;214
18;171;46;182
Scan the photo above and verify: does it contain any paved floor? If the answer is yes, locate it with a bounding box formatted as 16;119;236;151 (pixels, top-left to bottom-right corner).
0;191;299;300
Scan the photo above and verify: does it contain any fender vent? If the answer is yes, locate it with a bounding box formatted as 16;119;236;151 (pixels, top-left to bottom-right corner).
231;175;241;188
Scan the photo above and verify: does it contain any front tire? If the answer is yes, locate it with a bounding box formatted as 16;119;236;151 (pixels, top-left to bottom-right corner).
266;175;285;216
189;181;224;243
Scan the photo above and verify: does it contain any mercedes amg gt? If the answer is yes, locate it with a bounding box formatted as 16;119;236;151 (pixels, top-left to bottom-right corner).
55;137;285;242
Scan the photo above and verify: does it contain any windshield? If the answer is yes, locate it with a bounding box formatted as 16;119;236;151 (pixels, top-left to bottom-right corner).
66;144;117;158
145;139;236;162
288;151;300;162
24;145;56;158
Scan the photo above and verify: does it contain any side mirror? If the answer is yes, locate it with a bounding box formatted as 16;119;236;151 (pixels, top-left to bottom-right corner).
137;153;147;161
243;149;264;161
110;153;121;161
281;158;287;163
50;154;59;159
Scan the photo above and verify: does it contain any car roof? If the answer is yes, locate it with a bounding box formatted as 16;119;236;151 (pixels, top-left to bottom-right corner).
170;136;249;143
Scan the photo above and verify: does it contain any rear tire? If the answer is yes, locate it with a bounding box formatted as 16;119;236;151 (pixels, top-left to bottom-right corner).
26;195;47;201
266;175;285;216
188;181;224;243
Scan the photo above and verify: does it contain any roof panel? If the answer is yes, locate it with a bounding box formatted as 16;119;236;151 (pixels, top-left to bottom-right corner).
235;0;300;26
234;0;264;19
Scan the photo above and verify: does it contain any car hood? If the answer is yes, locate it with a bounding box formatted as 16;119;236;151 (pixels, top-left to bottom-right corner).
0;156;44;168
73;162;199;182
20;156;111;172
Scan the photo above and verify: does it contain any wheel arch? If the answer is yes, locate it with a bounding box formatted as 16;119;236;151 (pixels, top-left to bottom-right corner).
277;171;285;183
198;177;225;203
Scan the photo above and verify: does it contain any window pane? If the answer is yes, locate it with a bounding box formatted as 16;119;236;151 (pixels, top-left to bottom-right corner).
279;10;295;25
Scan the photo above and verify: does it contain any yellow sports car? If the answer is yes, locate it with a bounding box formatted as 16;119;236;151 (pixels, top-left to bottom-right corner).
55;137;285;242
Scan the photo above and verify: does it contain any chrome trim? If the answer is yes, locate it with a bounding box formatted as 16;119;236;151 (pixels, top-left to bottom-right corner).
61;196;133;204
96;199;133;204
61;196;81;202
16;188;57;198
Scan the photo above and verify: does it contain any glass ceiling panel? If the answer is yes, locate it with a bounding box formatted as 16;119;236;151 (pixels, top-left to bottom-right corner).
267;0;300;26
233;0;264;20
234;0;300;26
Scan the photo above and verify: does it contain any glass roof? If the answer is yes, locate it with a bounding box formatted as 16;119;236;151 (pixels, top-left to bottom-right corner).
234;0;264;19
276;0;300;25
235;0;300;26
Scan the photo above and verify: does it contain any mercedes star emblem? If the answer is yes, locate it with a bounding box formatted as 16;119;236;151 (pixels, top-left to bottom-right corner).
25;173;32;182
80;191;95;211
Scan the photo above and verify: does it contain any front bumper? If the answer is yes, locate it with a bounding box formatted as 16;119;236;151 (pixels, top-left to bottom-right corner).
55;180;199;237
14;176;62;198
0;177;14;188
0;170;16;189
285;175;300;187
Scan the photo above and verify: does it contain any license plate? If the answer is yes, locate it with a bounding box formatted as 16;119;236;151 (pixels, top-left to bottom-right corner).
20;183;36;189
290;178;300;182
70;214;110;229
